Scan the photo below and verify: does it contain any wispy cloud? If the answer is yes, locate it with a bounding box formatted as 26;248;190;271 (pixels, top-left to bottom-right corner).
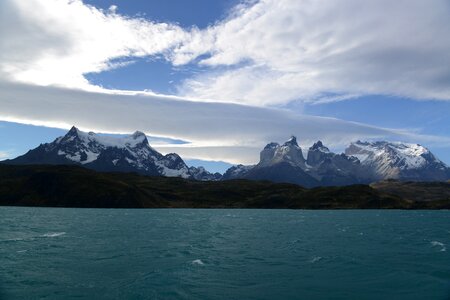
174;0;450;105
0;0;187;89
1;0;450;106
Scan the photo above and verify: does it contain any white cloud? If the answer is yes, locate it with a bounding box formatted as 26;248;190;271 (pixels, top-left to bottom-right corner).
108;5;118;13
0;81;447;164
2;0;450;106
0;0;187;89
175;0;450;105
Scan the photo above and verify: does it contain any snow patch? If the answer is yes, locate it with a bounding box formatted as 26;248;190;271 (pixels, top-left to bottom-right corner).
347;141;431;170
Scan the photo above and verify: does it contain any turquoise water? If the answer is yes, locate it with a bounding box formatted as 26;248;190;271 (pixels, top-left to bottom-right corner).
0;208;449;300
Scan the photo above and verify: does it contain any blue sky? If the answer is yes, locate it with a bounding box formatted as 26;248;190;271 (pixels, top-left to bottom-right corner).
84;0;238;28
0;0;449;173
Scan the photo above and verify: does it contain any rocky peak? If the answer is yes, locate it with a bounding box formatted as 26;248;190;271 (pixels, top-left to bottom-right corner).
67;126;80;135
283;136;299;147
57;126;82;143
307;141;333;167
259;136;305;168
310;140;330;152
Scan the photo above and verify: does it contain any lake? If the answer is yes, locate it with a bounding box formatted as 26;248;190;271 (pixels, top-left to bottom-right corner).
0;208;449;299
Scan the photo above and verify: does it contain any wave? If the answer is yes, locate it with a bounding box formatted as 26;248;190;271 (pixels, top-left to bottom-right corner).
42;232;66;238
191;259;204;265
310;256;322;263
1;232;66;243
431;241;446;252
1;237;25;243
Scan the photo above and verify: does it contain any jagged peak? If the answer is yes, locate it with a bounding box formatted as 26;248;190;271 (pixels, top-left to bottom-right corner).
313;140;323;147
310;140;330;152
56;126;82;144
66;126;80;136
283;136;299;147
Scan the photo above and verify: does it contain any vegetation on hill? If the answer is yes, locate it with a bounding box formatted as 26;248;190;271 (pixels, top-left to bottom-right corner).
0;164;449;209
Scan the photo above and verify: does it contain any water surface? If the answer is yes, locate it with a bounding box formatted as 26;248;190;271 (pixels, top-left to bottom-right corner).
1;208;449;299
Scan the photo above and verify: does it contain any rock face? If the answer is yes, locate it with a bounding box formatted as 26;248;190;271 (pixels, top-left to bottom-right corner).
222;137;318;187
259;137;306;168
306;141;333;167
223;137;450;187
5;126;218;180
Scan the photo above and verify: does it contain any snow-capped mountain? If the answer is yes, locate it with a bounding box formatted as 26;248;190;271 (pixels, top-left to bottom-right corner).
222;137;450;186
345;141;450;181
5;126;219;180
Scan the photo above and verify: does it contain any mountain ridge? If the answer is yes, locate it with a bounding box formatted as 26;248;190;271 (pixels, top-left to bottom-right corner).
3;127;450;186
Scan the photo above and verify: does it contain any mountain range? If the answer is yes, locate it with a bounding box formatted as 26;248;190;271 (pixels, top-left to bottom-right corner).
223;137;450;187
4;126;221;181
3;126;450;187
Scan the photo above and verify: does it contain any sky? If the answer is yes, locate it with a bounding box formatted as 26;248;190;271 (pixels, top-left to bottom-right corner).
0;0;449;173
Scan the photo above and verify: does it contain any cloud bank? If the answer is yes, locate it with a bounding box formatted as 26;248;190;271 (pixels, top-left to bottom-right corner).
1;81;447;164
